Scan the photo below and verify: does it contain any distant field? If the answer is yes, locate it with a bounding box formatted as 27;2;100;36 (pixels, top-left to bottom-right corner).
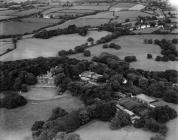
133;27;160;34
0;39;13;55
81;11;114;19
0;31;110;61
21;18;63;24
11;8;43;16
0;21;51;35
0;10;18;15
0;15;15;20
110;3;136;11
110;11;152;23
47;18;110;30
70;5;110;11
42;7;66;15
70;34;178;71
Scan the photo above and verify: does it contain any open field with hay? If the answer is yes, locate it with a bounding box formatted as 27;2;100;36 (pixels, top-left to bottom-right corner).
70;34;178;71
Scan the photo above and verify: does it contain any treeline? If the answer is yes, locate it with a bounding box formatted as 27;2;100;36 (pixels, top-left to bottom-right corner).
32;101;116;140
33;25;88;39
144;38;178;62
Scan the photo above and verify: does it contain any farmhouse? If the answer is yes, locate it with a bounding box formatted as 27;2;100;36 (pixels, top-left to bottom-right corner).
37;70;55;87
79;71;103;83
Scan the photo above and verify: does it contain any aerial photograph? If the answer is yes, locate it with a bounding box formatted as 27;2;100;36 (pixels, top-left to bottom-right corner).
0;0;178;140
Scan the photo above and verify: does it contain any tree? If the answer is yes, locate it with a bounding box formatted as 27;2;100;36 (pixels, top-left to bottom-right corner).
31;121;45;131
83;50;91;57
163;89;178;104
25;73;37;85
87;37;94;45
103;44;108;48
48;107;68;121
124;56;137;62
147;54;152;59
151;134;165;140
21;84;28;92
110;110;131;130
125;18;130;22
13;77;22;91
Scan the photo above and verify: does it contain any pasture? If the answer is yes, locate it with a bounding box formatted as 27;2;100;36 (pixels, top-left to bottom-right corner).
0;31;110;61
47;18;110;30
70;34;178;71
110;3;136;11
21;18;63;24
0;21;51;35
70;5;110;11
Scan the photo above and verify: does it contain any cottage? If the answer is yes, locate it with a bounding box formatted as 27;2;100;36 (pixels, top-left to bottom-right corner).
135;94;157;104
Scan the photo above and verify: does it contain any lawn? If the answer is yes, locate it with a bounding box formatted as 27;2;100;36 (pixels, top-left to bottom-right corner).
75;120;154;140
0;21;51;35
70;34;178;71
0;31;110;61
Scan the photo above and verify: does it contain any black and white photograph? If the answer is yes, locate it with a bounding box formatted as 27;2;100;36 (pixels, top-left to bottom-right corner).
0;0;178;140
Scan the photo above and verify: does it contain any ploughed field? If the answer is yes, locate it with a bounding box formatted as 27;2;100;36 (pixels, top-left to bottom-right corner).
0;31;110;61
70;34;178;71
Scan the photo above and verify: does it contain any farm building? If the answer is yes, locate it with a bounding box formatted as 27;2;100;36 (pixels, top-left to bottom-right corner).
119;97;151;117
135;94;157;104
79;71;103;82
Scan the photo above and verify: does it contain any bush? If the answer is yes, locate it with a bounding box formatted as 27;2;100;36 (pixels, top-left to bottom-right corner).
150;134;165;140
155;56;162;61
172;38;178;44
83;50;91;57
148;39;153;44
124;56;137;62
109;43;121;50
103;44;109;48
147;54;153;59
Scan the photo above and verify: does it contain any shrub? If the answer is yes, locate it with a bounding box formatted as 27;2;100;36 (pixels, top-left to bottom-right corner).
172;38;178;44
150;134;165;140
21;84;28;92
148;39;153;44
83;50;91;57
147;54;153;59
124;56;137;62
109;43;121;50
155;56;162;61
103;44;109;48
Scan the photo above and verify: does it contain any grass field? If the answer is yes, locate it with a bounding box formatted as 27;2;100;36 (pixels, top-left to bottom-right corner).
70;34;178;71
75;121;154;140
0;31;110;61
0;21;51;35
0;15;15;20
110;3;136;11
47;17;110;30
70;5;110;11
81;11;114;19
133;27;160;34
21;18;63;24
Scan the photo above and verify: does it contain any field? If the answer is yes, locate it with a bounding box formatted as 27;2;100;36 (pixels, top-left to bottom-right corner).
47;18;110;30
81;11;114;19
70;5;110;11
42;7;66;15
111;11;152;23
0;10;18;16
46;9;96;18
21;18;63;24
0;15;15;20
0;21;51;35
0;31;110;61
75;121;154;140
110;2;136;11
70;34;178;71
133;27;160;34
0;39;13;55
11;8;43;16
